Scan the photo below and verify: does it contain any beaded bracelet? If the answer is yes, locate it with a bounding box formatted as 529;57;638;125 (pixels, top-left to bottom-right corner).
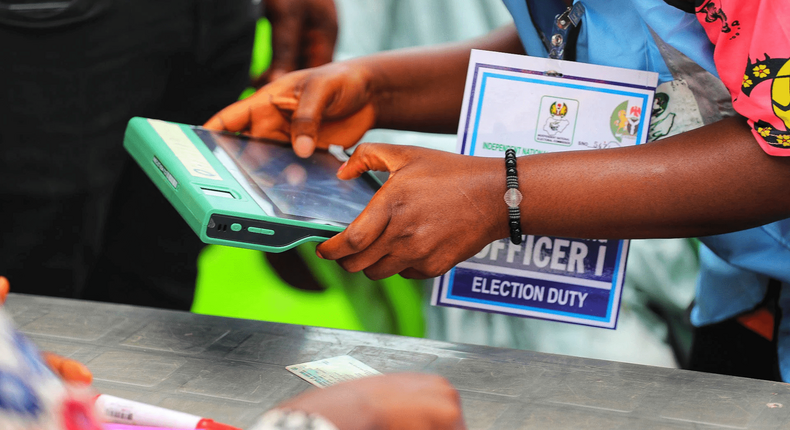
504;149;522;245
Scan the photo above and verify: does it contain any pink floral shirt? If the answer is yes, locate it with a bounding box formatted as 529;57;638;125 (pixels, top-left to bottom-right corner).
696;0;790;155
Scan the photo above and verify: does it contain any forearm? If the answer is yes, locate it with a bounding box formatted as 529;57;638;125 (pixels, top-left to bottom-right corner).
316;109;790;280
352;24;524;134
491;116;790;240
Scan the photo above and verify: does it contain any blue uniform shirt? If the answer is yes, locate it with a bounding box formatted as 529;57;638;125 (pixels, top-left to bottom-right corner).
502;0;790;380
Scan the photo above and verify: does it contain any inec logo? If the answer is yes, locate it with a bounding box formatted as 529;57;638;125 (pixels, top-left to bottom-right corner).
535;96;579;146
544;102;569;136
549;101;568;120
609;101;642;142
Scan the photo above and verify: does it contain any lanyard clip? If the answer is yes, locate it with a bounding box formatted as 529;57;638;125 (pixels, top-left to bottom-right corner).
548;2;584;60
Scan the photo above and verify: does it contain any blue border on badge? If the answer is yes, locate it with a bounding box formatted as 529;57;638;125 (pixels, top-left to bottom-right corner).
437;239;626;328
460;65;652;156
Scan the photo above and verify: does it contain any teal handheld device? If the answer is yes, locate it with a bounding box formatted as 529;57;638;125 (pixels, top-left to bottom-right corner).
123;117;381;252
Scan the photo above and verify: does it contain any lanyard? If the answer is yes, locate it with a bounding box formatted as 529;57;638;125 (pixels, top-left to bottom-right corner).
548;4;584;60
524;0;585;60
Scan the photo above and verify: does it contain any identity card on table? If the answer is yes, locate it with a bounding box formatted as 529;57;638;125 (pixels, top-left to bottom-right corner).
431;50;658;329
286;355;381;388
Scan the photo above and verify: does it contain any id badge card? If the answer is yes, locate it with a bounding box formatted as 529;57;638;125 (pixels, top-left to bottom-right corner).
431;50;658;329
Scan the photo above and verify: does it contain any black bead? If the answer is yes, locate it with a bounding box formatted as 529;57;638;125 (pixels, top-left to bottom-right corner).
505;149;521;246
510;232;522;245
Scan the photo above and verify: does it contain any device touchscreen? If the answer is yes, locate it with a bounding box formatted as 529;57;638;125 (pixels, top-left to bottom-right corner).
192;127;378;226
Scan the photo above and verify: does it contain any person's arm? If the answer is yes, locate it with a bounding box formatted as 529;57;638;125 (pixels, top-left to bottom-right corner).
515;115;790;239
252;374;465;430
205;24;524;157
364;24;525;134
315;115;790;280
257;0;338;85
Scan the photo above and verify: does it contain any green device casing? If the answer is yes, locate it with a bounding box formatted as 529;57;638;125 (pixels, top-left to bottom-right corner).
123;117;380;252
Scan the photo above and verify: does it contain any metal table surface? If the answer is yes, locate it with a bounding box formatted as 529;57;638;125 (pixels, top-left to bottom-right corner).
6;293;790;430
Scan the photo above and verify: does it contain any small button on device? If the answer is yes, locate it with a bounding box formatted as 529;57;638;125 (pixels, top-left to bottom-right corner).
231;223;242;232
248;226;275;235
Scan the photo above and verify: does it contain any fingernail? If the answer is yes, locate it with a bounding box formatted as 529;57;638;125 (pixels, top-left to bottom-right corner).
337;161;347;173
294;135;314;158
316;249;324;259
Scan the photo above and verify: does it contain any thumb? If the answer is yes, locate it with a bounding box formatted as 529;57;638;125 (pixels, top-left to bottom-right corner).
337;143;405;180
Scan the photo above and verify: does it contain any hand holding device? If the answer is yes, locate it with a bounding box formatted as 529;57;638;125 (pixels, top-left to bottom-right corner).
316;143;507;280
205;62;377;158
